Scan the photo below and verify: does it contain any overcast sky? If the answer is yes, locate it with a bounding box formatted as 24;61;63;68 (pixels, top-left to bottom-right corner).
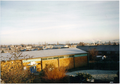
1;1;119;45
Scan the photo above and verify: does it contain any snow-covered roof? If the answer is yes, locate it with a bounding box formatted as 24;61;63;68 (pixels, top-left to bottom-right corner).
0;48;87;61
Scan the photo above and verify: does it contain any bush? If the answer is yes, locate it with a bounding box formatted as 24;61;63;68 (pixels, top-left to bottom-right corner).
1;48;35;83
69;72;93;83
39;64;67;82
76;72;93;80
88;48;98;61
1;61;35;83
2;69;35;83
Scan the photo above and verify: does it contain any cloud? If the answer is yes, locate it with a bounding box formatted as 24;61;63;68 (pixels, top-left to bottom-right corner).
1;1;119;44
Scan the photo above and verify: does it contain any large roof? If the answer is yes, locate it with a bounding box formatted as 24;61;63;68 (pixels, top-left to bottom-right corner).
0;48;87;61
77;45;119;51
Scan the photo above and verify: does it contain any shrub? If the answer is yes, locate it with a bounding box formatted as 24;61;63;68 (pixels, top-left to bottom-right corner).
1;61;35;83
1;48;35;83
88;48;98;61
40;64;67;82
76;72;93;81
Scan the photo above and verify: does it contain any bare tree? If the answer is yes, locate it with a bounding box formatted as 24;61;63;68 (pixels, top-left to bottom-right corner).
1;47;35;83
77;42;85;46
57;41;59;45
108;41;111;45
1;50;4;53
88;48;98;61
1;47;33;61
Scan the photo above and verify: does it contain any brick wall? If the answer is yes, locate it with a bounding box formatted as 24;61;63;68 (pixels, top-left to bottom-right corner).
42;59;58;69
1;55;88;73
59;58;74;69
75;56;87;68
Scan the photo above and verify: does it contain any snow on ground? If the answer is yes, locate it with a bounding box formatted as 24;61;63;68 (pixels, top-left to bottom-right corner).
66;70;118;81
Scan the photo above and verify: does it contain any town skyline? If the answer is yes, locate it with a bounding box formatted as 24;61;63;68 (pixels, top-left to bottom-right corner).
0;39;119;45
1;1;119;45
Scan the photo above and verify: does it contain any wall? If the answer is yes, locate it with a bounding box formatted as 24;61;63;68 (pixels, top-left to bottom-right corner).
1;54;88;73
75;56;87;68
22;61;41;72
59;57;74;69
42;59;58;69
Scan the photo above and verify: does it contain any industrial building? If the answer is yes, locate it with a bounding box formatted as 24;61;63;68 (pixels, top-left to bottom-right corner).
77;45;119;61
1;48;88;72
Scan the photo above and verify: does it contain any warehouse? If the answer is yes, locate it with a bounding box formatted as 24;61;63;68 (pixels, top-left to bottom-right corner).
1;48;88;72
77;45;119;61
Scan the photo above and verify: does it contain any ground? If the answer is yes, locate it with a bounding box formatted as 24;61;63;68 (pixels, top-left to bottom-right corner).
66;69;118;82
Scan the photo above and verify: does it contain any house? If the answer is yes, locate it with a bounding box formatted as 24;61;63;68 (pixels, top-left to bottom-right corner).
1;48;88;72
25;46;32;50
69;44;77;48
45;45;53;49
53;45;69;49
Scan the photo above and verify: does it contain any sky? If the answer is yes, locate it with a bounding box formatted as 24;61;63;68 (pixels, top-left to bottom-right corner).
0;1;119;45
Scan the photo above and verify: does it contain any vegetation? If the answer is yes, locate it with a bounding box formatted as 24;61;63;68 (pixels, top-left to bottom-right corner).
1;50;4;53
1;47;35;83
69;72;94;83
39;64;67;82
76;72;93;79
1;64;35;83
88;48;98;61
77;42;85;46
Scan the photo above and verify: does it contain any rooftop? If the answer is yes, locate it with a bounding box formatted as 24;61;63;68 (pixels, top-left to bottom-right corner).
77;45;119;51
0;48;87;61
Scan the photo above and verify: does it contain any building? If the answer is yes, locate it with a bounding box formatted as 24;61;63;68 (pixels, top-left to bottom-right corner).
77;45;119;61
53;45;69;49
1;48;88;72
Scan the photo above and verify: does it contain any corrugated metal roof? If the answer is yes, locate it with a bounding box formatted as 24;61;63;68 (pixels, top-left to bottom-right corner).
0;48;87;61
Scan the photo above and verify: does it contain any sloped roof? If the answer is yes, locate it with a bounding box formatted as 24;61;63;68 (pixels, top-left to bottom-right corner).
0;48;87;61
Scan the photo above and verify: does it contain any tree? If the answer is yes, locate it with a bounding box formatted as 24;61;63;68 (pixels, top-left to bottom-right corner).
1;50;5;53
1;47;35;83
88;48;98;61
77;42;85;46
57;42;59;45
113;42;117;45
108;41;111;45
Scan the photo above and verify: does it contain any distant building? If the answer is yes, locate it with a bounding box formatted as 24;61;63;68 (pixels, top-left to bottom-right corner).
77;45;119;61
53;45;69;49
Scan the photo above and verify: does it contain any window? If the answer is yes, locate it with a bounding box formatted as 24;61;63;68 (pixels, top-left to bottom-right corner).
22;58;41;63
47;57;53;60
69;55;74;58
42;58;47;60
59;56;64;58
74;54;87;57
53;57;59;59
64;56;69;58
